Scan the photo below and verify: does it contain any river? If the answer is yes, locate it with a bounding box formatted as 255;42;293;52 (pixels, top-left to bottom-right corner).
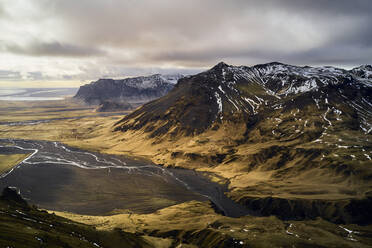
0;139;250;217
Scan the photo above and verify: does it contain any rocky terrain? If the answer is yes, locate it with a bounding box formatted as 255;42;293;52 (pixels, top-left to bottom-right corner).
112;61;372;224
74;74;183;107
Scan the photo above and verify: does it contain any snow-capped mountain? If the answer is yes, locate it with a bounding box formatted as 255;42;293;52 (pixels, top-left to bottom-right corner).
115;62;372;135
112;62;372;224
113;60;372;179
74;74;184;105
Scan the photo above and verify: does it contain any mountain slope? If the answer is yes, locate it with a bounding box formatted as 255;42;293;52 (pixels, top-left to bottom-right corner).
0;187;153;248
74;74;183;105
111;62;372;223
115;62;371;135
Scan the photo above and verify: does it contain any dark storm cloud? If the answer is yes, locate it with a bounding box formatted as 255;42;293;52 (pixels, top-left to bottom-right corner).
1;0;371;83
41;0;370;67
3;41;105;57
275;0;372;16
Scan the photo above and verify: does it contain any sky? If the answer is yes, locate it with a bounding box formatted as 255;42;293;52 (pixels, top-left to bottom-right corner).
0;0;371;87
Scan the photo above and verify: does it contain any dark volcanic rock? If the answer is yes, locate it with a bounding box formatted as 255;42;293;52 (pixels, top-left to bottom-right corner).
1;187;28;207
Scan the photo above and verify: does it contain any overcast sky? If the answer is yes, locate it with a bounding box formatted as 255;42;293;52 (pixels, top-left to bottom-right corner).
0;0;371;86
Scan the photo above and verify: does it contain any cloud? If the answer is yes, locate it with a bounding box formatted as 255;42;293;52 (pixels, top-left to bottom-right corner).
37;0;370;66
0;0;371;83
0;4;5;18
3;41;106;57
0;70;22;80
26;71;44;80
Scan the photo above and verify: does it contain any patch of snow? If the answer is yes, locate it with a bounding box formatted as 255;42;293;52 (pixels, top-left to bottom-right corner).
226;96;240;111
218;85;226;94
339;226;359;242
35;237;43;243
334;109;342;115
313;97;320;109
322;108;332;128
365;154;371;160
214;92;223;120
243;97;259;114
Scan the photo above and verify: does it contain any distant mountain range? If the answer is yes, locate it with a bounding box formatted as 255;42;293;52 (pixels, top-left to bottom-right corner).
74;74;184;107
112;61;372;224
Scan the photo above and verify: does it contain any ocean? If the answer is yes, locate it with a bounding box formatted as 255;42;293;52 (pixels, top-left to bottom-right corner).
0;88;78;101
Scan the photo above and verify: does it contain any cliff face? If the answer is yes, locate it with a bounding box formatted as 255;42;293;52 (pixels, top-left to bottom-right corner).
74;74;183;105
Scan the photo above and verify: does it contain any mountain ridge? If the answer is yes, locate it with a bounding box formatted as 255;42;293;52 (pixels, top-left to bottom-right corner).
109;61;372;223
115;61;372;135
74;73;184;105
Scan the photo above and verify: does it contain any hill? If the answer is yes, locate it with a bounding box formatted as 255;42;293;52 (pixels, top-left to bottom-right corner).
0;187;153;248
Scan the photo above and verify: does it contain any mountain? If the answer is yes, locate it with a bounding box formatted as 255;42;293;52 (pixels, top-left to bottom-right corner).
112;62;372;224
74;74;184;105
115;62;372;135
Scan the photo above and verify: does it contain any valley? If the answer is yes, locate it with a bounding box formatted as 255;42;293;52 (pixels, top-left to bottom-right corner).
0;62;372;247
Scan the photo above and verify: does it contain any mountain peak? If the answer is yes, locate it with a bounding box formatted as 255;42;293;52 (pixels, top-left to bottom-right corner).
211;61;230;70
353;64;372;71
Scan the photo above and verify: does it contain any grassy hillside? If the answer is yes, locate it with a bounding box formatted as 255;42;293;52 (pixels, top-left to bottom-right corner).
0;187;153;248
54;200;372;248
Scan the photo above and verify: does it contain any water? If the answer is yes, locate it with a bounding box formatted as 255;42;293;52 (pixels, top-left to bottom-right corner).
0;88;78;101
0;139;250;217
